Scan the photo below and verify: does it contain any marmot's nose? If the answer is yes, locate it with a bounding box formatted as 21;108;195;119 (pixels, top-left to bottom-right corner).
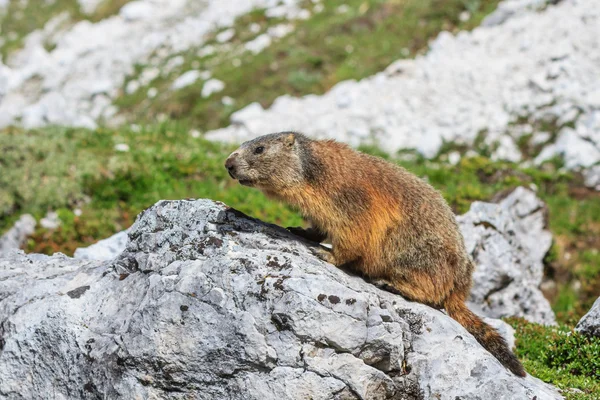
225;155;237;177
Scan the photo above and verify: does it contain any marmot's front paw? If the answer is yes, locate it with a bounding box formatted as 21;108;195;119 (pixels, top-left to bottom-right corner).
310;246;337;265
287;226;326;243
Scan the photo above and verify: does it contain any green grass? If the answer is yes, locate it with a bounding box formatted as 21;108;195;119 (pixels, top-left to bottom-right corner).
115;0;502;130
508;318;600;399
0;0;131;61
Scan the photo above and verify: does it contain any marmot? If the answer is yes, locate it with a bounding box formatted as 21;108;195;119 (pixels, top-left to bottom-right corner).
225;132;526;377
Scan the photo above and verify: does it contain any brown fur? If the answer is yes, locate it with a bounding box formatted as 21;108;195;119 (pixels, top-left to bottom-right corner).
225;132;526;377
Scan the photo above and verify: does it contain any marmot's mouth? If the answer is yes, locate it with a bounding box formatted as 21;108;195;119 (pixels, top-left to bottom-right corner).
239;179;254;186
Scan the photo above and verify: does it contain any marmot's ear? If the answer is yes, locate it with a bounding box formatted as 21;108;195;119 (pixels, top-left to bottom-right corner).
283;133;295;147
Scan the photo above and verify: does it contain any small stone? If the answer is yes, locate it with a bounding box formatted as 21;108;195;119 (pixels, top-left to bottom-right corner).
448;151;461;165
221;96;235;106
336;5;350;14
40;211;61;230
201;79;225;98
114;143;130;152
245;34;271;54
216;29;235;43
147;88;158;98
171;70;201;90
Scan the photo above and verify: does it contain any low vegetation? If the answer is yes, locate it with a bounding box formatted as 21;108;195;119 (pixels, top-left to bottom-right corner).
508;318;600;399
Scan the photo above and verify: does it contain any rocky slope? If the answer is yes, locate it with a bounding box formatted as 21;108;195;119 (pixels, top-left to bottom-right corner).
206;0;600;185
0;199;562;399
0;0;309;129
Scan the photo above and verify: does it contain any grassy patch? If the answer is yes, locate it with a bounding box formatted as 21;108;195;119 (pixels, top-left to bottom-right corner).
116;0;502;129
508;318;600;399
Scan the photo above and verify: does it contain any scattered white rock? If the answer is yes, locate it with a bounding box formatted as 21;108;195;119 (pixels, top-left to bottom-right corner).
171;70;202;90
0;215;36;255
583;165;600;191
198;45;216;58
0;0;304;129
189;129;201;138
448;151;461;165
245;34;272;54
114;143;130;152
216;28;235;43
222;96;235;106
125;79;140;94
336;4;350;14
77;0;105;15
40;211;61;230
147;87;158;98
201;78;225;98
249;23;261;34
163;55;185;74
120;1;155;21
267;24;294;39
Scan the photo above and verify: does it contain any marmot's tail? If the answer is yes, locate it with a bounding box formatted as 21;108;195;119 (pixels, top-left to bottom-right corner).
444;290;526;377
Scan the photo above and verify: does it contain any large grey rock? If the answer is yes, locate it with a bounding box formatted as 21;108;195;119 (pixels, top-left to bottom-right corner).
576;297;600;337
0;199;562;399
0;214;36;255
460;187;556;325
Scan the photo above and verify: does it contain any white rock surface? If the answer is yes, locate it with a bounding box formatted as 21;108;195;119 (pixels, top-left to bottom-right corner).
0;199;562;399
74;230;130;261
171;70;202;90
206;0;600;178
460;187;556;325
576;297;600;338
0;0;305;129
201;78;225;98
0;214;36;254
77;0;105;15
40;211;61;230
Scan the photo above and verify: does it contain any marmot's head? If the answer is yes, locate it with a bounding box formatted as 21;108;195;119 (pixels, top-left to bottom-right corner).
225;132;319;191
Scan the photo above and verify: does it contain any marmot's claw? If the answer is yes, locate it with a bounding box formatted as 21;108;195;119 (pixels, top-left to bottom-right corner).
310;246;337;265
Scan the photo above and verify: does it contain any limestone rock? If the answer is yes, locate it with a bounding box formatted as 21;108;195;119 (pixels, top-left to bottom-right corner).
576;297;600;337
74;230;130;261
0;214;36;254
0;200;562;399
460;187;556;325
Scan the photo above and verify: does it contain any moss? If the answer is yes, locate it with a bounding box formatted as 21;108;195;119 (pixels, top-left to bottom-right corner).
508;318;600;399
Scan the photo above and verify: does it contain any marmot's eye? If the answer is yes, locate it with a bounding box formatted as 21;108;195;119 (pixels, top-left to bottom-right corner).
254;146;264;154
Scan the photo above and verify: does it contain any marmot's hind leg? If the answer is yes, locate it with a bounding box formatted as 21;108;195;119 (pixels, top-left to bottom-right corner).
372;270;453;308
